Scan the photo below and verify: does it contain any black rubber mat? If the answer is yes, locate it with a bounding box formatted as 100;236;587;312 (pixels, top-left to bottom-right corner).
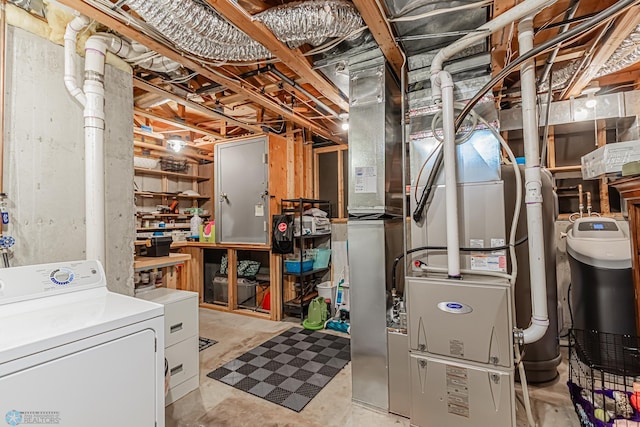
207;327;350;412
199;337;218;352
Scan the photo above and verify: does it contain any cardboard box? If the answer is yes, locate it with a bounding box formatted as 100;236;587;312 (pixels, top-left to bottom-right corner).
582;140;640;180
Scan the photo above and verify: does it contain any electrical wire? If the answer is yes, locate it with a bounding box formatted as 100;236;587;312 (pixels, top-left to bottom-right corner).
455;0;640;130
413;141;442;203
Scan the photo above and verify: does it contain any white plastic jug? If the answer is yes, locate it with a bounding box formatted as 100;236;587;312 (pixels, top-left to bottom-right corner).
190;213;202;237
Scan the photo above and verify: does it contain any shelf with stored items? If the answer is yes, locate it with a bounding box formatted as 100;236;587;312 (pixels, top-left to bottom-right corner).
134;155;213;241
280;198;332;322
177;244;282;321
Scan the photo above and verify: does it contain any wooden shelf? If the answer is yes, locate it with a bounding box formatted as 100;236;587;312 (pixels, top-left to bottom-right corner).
134;167;210;182
136;212;210;218
134;253;191;272
137;226;190;231
134;191;210;200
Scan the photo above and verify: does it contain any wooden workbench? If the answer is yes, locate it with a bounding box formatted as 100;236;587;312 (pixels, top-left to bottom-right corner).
134;252;191;290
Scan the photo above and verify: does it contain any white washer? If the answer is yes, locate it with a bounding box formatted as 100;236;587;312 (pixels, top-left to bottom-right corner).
0;260;165;427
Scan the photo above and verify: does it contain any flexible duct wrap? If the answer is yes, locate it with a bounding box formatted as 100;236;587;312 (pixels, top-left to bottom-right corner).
255;1;364;48
125;0;363;61
596;24;640;78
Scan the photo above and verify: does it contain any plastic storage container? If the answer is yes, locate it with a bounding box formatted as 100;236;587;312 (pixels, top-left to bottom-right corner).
312;248;331;269
284;259;314;273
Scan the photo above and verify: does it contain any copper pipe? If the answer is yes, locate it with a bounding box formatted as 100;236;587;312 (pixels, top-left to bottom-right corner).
578;184;584;217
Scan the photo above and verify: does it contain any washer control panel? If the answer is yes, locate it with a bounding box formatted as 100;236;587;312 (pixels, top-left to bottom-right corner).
0;260;105;304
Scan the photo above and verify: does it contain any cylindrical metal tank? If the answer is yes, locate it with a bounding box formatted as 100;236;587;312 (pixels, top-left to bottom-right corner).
503;166;561;383
566;216;635;335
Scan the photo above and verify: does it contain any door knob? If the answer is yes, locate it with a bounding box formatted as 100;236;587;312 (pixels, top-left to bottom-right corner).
220;192;228;203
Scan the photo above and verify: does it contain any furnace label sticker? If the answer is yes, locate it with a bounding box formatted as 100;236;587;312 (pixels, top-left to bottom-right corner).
446;365;470;418
354;166;377;193
469;238;506;272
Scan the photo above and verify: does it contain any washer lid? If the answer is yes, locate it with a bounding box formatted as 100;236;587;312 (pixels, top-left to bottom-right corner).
567;218;631;269
0;287;163;365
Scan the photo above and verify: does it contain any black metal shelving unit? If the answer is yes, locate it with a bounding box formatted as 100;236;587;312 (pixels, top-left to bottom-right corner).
280;198;332;322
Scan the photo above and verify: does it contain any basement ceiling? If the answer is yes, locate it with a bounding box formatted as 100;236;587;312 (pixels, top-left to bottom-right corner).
20;0;640;154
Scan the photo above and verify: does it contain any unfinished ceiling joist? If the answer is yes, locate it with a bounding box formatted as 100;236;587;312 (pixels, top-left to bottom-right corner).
133;78;261;134
133;107;222;140
203;0;349;113
566;4;640;98
351;0;404;79
54;0;344;145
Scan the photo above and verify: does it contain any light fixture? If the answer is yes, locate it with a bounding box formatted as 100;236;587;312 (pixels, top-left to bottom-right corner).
339;112;349;131
581;83;600;109
167;135;186;152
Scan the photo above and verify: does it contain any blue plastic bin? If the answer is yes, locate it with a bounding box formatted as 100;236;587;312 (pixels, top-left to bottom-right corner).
285;259;314;273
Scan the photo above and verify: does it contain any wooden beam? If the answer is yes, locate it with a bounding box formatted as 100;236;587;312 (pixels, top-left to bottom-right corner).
204;0;349;113
351;0;404;79
134;107;222;139
547;125;556;169
597;119;611;215
134;78;261;133
566;5;640;97
54;0;343;144
490;0;517;98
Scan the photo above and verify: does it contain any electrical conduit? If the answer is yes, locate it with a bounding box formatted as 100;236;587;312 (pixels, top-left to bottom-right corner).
518;16;549;345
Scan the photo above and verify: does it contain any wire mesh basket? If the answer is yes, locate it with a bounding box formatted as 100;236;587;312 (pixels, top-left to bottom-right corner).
159;157;188;172
568;329;640;426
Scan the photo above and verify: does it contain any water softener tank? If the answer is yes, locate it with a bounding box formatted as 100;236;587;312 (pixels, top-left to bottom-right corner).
567;217;635;336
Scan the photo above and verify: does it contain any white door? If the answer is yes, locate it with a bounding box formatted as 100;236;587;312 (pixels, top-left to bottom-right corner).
0;329;158;427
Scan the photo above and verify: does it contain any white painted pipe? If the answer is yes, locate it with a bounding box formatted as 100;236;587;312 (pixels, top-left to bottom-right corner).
90;34;182;74
83;36;107;264
63;14;90;106
518;16;549;345
437;70;461;278
430;0;556;102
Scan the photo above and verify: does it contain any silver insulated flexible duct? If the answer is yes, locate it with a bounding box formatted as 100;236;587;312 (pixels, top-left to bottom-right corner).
595;23;640;78
125;0;363;61
254;1;364;49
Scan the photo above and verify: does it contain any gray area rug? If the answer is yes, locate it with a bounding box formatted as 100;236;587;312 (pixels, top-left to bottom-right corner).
207;327;350;412
199;337;218;352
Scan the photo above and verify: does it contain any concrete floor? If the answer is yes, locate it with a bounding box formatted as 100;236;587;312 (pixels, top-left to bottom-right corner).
166;309;579;427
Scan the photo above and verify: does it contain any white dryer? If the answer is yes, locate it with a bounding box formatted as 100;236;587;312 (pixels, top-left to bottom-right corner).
0;260;165;427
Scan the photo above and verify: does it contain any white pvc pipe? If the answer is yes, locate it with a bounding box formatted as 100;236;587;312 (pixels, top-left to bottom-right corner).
438;71;461;278
430;0;556;102
63;14;90;106
83;36;107;264
90;34;182;74
518;16;549;345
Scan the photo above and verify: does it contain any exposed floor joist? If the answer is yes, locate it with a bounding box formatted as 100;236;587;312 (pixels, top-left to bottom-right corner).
134;78;262;134
351;0;404;79
133;108;222;139
565;4;640;98
204;0;349;113
57;0;344;144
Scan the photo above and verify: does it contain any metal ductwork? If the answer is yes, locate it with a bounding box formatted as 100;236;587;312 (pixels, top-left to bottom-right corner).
537;60;580;93
125;0;363;62
595;23;640;78
255;1;363;49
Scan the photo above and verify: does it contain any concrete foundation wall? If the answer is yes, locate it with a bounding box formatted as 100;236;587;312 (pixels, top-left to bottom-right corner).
4;26;134;295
